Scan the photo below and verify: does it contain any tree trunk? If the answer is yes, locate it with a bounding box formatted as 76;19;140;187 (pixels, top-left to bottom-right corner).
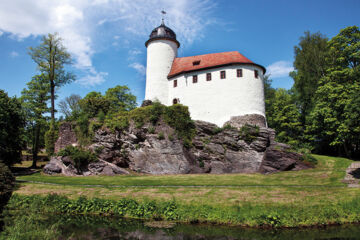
31;123;40;168
343;142;351;159
50;82;55;122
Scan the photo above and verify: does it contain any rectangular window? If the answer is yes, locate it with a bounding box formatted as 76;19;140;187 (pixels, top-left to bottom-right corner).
254;70;258;79
173;79;177;88
220;70;226;79
193;75;198;83
193;60;200;66
206;73;212;81
237;69;243;77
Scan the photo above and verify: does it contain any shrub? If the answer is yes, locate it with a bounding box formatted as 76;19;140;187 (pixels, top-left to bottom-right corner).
301;153;318;165
58;146;97;170
148;126;155;134
149;101;165;124
157;132;165;140
97;110;105;123
168;133;174;141
0;162;15;216
163;104;196;146
239;124;259;143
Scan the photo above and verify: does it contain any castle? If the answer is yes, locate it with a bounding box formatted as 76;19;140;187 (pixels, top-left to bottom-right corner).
144;21;267;127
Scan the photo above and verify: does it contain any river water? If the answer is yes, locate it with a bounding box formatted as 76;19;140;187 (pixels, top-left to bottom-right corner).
36;214;360;240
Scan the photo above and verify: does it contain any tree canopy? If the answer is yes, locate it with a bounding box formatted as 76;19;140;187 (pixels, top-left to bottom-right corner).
21;74;50;167
0;90;25;166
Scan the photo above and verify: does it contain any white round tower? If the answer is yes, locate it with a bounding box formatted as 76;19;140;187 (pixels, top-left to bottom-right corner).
145;22;179;104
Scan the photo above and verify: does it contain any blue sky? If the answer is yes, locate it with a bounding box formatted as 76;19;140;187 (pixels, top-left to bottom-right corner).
0;0;359;107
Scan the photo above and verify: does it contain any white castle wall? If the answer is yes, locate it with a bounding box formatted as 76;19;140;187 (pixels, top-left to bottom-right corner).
168;65;265;126
145;40;178;103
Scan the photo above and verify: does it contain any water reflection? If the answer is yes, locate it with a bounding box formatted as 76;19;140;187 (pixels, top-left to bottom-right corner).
50;215;360;240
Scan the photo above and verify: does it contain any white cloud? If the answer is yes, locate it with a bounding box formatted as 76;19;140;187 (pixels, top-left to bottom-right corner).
10;51;19;58
127;48;142;60
129;63;146;76
0;30;3;36
0;0;217;85
266;61;294;78
76;69;108;86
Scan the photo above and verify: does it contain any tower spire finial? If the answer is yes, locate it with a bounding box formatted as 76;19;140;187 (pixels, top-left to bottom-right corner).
161;10;166;25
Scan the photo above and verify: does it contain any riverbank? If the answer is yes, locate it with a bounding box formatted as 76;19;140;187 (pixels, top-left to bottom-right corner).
7;154;360;228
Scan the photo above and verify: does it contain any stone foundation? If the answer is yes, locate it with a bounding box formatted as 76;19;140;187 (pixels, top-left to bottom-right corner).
224;114;267;128
54;122;78;153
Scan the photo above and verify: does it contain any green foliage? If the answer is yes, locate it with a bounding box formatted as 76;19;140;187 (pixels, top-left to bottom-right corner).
57;146;97;170
0;162;15;215
104;103;195;147
105;113;129;132
308;26;360;157
79;91;110;118
0;211;61;240
213;124;236;134
239;124;259;143
290;31;328;125
149;101;165;124
6;194;179;222
28;33;75;153
163;104;196;146
44;123;58;156
97;110;105;123
105;85;137;113
168;133;174;142
157;132;165;140
77;114;90;138
0;90;25;166
94;146;104;155
21;74;50;167
148;126;155;134
266;88;302;147
5;192;360;228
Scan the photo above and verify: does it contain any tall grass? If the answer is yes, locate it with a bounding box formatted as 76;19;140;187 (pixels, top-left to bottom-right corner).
4;193;360;228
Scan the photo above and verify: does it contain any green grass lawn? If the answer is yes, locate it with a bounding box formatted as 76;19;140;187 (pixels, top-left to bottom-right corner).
14;154;358;207
10;154;360;227
16;154;351;187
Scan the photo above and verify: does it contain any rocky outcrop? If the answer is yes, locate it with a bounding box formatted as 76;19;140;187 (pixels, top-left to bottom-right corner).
260;143;310;174
43;156;129;176
343;162;360;187
44;120;311;176
54;122;78;153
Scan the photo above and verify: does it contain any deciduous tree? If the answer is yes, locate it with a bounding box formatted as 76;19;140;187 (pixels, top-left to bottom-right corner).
0;90;25;166
28;33;75;154
290;31;328;126
309;26;360;157
21;74;50;167
58;94;81;120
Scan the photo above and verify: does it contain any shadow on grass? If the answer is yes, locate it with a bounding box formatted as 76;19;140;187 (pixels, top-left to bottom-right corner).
10;166;42;176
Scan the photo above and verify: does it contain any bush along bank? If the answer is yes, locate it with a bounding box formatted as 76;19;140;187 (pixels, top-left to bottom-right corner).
6;194;360;228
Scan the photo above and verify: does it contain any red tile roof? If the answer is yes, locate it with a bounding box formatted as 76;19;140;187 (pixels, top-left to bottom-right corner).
168;51;265;78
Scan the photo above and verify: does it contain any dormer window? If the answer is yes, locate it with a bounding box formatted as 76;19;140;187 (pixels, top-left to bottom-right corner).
193;60;200;66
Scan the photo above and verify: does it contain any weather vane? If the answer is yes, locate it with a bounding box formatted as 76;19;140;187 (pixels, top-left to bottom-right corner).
161;10;166;24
